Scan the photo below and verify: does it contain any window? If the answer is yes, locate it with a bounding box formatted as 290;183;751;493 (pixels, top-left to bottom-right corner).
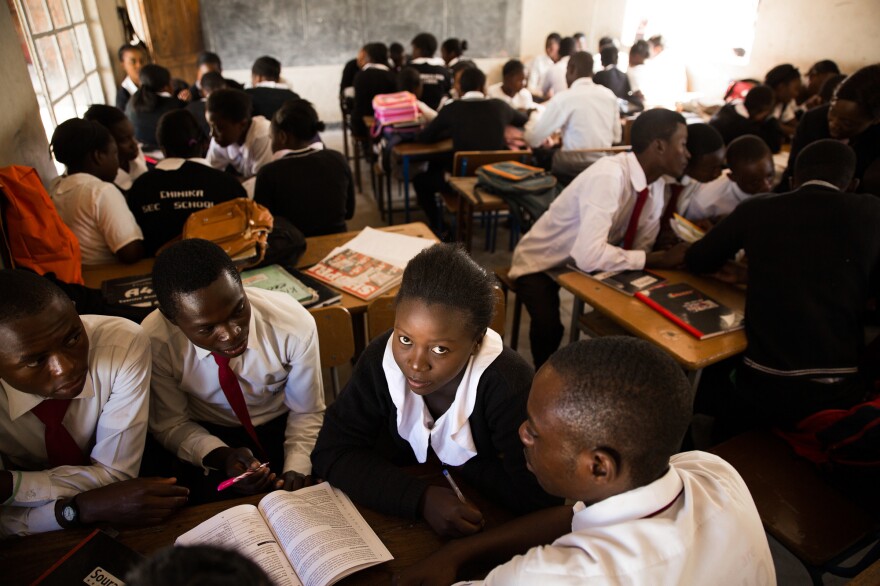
8;0;105;142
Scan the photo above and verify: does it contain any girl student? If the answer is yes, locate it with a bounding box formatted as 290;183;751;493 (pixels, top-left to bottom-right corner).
126;64;184;151
83;104;148;191
311;244;560;538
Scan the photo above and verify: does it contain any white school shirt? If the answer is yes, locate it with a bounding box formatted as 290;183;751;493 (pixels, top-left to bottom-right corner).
381;329;504;466
121;75;138;96
772;99;799;123
0;316;150;536
524;77;621;150
206;115;274;179
542;56;570;97
461;452;775;586
627;63;646;93
683;174;752;221
509;152;665;279
114;147;149;191
253;80;292;90
527;54;555;97
49;173;144;265
144;287;325;475
487;82;536;111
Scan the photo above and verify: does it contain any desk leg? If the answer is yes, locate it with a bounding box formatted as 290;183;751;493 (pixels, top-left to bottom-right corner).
403;155;411;224
569;297;584;343
459;198;473;252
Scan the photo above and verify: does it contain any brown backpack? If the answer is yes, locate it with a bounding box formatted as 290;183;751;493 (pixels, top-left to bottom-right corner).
182;198;273;268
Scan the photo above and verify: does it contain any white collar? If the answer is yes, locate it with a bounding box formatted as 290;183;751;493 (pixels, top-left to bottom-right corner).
733;100;750;119
157;91;172;98
447;57;461;68
363;63;390;71
460;91;485;100
121;76;138;94
411;57;446;66
625;152;650;193
382;329;504;466
272;143;324;161
2;377;97;421
800;179;841;191
156;157;211;171
254;80;289;90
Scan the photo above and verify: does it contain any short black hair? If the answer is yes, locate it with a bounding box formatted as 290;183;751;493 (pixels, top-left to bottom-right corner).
835;64;880;120
83;104;127;129
363;42;388;65
411;32;438;56
200;70;227;93
629;108;687;154
441;38;467;56
459;67;486;93
600;45;618;67
598;36;615;49
51;118;114;169
558;36;576;58
546;337;692;488
764;63;800;88
198;51;222;68
396;244;495;337
389;42;404;55
398;67;422;93
157;109;205;158
0;269;71;326
630;40;650;59
206;88;252;122
809;59;840;76
251;55;281;80
573;32;586;41
545;32;561;47
130;64;171;113
819;73;846;103
648;34;663;49
567;51;594;79
685;123;724;159
502;59;525;78
272;99;325;141
726;134;771;170
126;545;272;586
793;139;856;190
743;84;775;116
117;42;147;62
152;239;241;321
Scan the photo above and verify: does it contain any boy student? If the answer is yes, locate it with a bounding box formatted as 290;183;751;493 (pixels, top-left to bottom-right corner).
115;42;150;111
511;109;690;368
395;337;774;586
83;104;148;191
188;51;243;101
709;84;784;153
144;239;325;499
764;63;802;137
683;134;774;222
541;36;576;98
245;55;300;120
398;67;438;122
527;32;561;98
186;70;227;139
686;140;880;430
524;52;621;179
487;59;537;112
801;59;840;109
0;270;189;536
127;110;246;255
593;45;630;101
351;42;397;135
409;32;452;110
626;39;650;105
413;67;529;232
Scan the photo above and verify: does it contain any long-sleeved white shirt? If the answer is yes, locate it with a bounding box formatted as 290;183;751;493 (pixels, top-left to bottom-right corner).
524;77;621;150
542;56;570;97
527;54;555;97
683;174;751;221
206;115;274;179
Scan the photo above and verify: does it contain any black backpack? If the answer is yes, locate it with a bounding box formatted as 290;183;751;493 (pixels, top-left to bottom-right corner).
475;161;559;232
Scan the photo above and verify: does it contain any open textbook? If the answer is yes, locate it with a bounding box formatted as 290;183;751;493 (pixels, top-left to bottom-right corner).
176;483;393;586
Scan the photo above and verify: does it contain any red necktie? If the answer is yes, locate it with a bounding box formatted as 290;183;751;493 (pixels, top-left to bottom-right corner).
622;188;650;250
661;183;684;227
30;399;89;467
211;353;267;461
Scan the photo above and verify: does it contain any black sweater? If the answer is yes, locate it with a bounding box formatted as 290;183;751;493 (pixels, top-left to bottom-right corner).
352;68;398;135
311;331;561;519
246;87;301;120
410;62;452;110
709;103;783;154
126;96;185;150
416;98;529;152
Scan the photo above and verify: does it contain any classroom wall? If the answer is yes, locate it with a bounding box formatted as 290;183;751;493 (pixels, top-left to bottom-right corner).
519;0;626;63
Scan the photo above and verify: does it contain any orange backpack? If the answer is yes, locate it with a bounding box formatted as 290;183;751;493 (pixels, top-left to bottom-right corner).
0;165;84;284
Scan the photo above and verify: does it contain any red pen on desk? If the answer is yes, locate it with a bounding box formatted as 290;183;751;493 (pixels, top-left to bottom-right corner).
217;462;270;491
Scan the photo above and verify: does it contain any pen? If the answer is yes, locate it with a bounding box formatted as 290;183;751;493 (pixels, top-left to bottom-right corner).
442;468;467;504
217;462;269;491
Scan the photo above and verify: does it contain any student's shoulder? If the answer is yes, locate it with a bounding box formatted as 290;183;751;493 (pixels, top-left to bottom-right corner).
247;287;315;331
481;343;535;395
80;314;149;353
670;450;753;501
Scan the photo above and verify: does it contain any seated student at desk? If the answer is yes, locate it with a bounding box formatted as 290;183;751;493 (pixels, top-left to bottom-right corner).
409;32;452;111
144;239;325;501
0;270;188;536
764;63;802;138
398;67;438;122
541;36;576;99
127;109;246;255
396;337;773;585
593;45;641;112
312;245;561;538
188;51;244;102
710;84;784;154
351;42;397;136
487;59;537;112
83;104;149;192
527;33;560;100
186;71;227;140
686;140;880;433
115;43;149;111
125;64;185;152
245;56;300;121
511;109;690;368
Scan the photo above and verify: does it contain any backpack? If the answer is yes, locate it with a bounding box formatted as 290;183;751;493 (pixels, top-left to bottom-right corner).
475;161;559;231
371;92;421;138
182;198;273;268
0;165;84;284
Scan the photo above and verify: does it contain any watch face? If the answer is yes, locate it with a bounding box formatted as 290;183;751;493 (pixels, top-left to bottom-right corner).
62;504;77;523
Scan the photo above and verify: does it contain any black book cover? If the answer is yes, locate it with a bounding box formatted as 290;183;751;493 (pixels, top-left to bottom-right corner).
101;274;157;308
284;267;343;308
32;529;144;585
635;282;744;339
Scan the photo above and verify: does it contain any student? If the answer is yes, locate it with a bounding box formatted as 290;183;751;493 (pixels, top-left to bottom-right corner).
413;67;529;231
186;70;227;139
254;99;354;237
188;51;243;101
709;84;784;153
781;64;880;194
0;270;188;536
593;45;630;101
83;104;148;191
351;42;397;135
764;63;802;137
817;73;846;107
115;43;149;111
573;31;589;52
395;337;774;585
409;32;452;110
440;38;470;74
802;59;841;109
683;135;774;222
205;88;274;188
127;110;246;255
686;140;880;431
144;239;325;500
487;59;537;112
541;36;576;98
524;52;621;178
127;545;273;586
339;57;360;100
398;66;438;122
311;245;561;536
527;33;561;99
389;42;406;71
49;119;145;265
245;55;300;120
511;109;691;367
125;64;185;151
626;40;650;104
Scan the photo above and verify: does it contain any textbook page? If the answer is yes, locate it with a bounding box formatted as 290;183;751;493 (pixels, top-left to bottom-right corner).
175;504;303;586
337;226;434;268
258;483;393;586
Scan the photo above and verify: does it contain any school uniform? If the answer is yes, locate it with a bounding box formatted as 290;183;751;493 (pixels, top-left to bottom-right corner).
187;77;244;101
467;452;775;586
114;147;149;192
311;329;561;518
686;181;880;423
542;56;570;97
627;64;646;96
510;152;666;366
185;99;211;139
410;57;452;110
127;157;246;255
0;315;151;536
245;81;301;121
144;287;325;477
593;65;631;100
115;75;138;111
772;99;799;125
125;93;185;151
682;174;753;221
709;102;783;153
339;58;359;97
206;115;274;180
253;146;354;237
352;64;398;135
527;54;555;98
49;173;144;265
487;82;537;111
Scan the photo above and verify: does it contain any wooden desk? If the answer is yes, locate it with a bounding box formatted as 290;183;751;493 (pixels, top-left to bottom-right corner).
82;257;155;290
390;139;453;225
447;177;509;253
558;269;747;384
0;465;511;585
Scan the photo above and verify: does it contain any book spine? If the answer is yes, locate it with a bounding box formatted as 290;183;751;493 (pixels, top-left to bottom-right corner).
634;292;707;340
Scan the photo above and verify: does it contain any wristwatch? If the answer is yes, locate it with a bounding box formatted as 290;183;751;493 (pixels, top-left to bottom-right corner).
59;495;81;528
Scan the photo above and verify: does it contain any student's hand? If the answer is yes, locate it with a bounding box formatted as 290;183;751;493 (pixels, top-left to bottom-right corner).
712;261;749;285
177;88;193;102
224;448;276;494
277;471;315;491
504;125;526;150
645;242;690;269
420;485;483;538
76;477;189;526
